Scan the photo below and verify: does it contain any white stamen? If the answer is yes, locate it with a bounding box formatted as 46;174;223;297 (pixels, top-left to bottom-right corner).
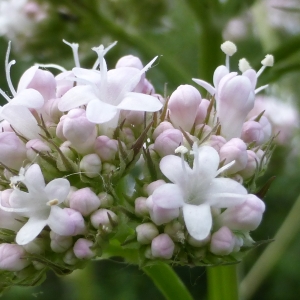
221;41;237;56
0;89;11;102
92;41;117;70
255;84;269;94
46;199;59;206
5;41;17;97
238;58;251;73
35;63;67;72
256;54;274;78
216;160;235;176
63;39;80;68
175;145;188;154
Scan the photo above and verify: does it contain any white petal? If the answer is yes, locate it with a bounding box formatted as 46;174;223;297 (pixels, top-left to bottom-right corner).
152;183;184;209
58;85;96;111
160;155;191;185
47;206;74;236
86;99;118;123
117;92;163;112
16;217;48;245
72;67;101;85
45;178;70;204
24;164;45;190
10;89;44;109
192;78;215;96
1;105;41;140
183;203;212;240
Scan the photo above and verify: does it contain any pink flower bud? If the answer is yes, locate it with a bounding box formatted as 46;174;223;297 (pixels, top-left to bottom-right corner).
0;132;27;170
239;150;258;179
121;127;135;144
145;179;166;196
102;163;117;174
80;154;102;178
98;192;114;208
135;197;149;217
120;110;144;126
90;209;118;232
153;121;174;140
154;129;183;157
168;85;202;131
219;138;248;174
73;238;95;259
69;187;101;216
59;141;76;160
146;196;179;225
56;71;74;97
210;226;235;255
241;120;265;144
94;136;118;162
17;67;56;101
257;115;272;142
0;244;30;271
151;233;175;259
217;194;265;231
62;108;97;154
26;139;51;161
136;223;159;244
116;55;143;70
50;231;73;253
195;99;210;125
209;135;227;152
141;79;155;95
0;120;13;132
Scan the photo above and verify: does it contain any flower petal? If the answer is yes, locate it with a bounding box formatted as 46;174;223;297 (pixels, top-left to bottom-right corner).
86;99;118;123
192;78;215;96
117;92;163;112
58;85;96;111
17;66;39;92
72;67;101;85
16;217;48;245
152;183;184;209
10;89;44;109
45;178;70;204
24;164;45;191
183;203;212;240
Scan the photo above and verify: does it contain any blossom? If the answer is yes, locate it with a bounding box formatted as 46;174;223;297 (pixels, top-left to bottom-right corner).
58;45;162;127
0;164;70;245
151;144;248;240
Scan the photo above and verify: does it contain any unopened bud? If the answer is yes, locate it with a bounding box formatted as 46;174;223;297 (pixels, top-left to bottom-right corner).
151;234;175;259
210;226;235;255
73;238;95;259
136;223;159;244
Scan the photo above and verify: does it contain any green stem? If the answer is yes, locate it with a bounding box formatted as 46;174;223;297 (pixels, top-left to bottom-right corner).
240;194;300;300
143;262;193;300
207;265;239;300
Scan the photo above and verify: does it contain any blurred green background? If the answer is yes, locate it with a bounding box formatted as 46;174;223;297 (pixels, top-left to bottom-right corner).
1;0;300;299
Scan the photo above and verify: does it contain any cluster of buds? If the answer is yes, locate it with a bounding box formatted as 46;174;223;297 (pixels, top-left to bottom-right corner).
0;40;275;290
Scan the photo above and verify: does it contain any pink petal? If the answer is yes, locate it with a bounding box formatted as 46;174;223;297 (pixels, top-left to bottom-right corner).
183;203;212;240
192;78;215;96
152;183;184;209
17;66;39;92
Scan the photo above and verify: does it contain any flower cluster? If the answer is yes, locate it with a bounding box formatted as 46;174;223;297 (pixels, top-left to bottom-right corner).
0;40;275;290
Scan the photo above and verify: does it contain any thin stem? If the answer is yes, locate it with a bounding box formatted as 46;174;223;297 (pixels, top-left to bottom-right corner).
143;262;193;300
240;194;300;299
207;265;239;300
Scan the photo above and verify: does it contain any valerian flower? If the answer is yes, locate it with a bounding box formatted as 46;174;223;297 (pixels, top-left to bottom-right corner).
0;164;70;245
151;144;249;240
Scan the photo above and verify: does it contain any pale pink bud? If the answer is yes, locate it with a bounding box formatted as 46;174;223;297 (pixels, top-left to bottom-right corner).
0;120;13;132
239;150;258;179
63;249;77;265
154;129;183;157
233;236;243;252
145;179;166;196
217;194;265;231
241;120;265;144
257;115;272;142
59;141;76;160
116;55;143;70
210;226;235;255
136;223;159;244
153;121;174;140
141;79;155;95
69;187;101;216
151;234;175;259
0;132;27;170
18;67;56;101
26;139;51;161
50;231;73;253
217;73;255;139
195;99;211;126
90;209;118;232
73;238;95;259
213;65;230;89
209;135;227;152
164;221;184;243
80;154;102;178
56;115;67;141
120;110;144;126
219;138;248;174
135;197;149;217
56;71;75;97
98;192;114;208
94;136;118;162
121;127;135;144
63;108;97;154
0;244;30;271
194;124;212;139
168;85;202;131
146;196;179;225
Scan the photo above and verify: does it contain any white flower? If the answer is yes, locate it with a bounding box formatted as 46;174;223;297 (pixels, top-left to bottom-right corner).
0;164;70;245
58;45;162;127
152;144;248;240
